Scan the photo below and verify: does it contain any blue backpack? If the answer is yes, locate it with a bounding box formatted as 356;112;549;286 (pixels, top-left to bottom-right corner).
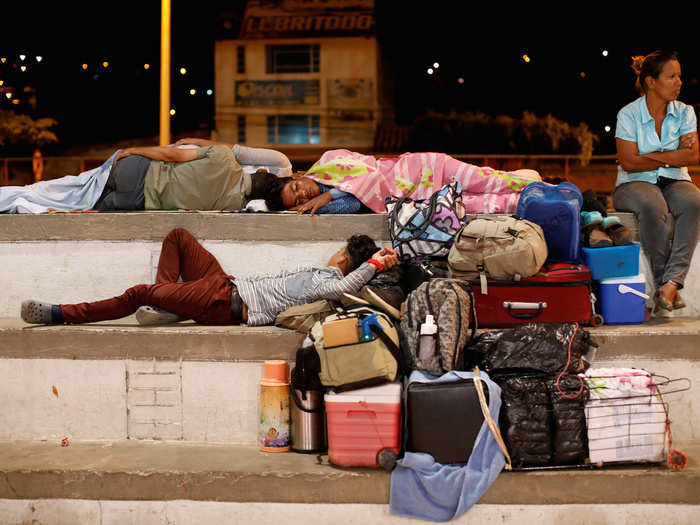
515;182;583;263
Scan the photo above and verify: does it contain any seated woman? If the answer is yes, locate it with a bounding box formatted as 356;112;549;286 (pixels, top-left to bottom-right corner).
613;50;700;314
0;141;290;213
261;149;541;215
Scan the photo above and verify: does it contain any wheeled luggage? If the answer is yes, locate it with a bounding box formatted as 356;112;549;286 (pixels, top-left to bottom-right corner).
406;379;488;464
466;263;600;327
325;382;402;469
514;181;583;263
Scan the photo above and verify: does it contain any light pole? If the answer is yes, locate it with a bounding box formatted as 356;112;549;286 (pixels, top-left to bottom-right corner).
160;0;171;146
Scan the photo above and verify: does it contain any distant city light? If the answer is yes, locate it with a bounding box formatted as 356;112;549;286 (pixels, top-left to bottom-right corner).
170;109;176;116
35;56;43;63
179;67;187;75
102;61;109;68
433;62;440;69
82;63;88;70
457;77;464;84
602;50;609;57
0;81;3;86
19;55;26;61
144;63;150;70
604;125;611;132
580;71;586;78
522;54;531;63
427;68;434;75
206;89;213;95
12;99;20;105
5;93;12;99
0;58;6;63
189;89;196;95
20;66;27;72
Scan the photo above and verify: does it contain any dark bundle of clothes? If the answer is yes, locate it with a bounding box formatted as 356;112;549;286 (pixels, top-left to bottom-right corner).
467;323;598;468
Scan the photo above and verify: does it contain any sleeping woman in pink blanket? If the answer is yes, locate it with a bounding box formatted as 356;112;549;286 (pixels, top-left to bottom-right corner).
261;149;541;215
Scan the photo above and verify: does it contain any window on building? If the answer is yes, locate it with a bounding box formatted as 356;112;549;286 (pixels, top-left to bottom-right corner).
237;46;245;74
266;44;320;74
237;115;246;144
267;114;321;144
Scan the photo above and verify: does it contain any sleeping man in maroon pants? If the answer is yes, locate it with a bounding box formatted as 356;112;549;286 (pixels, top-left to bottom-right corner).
21;228;398;326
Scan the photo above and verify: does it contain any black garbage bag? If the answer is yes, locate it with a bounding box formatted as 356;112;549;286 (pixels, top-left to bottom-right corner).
482;323;596;376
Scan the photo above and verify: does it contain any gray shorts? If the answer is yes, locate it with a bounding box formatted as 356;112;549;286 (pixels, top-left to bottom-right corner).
94;154;150;211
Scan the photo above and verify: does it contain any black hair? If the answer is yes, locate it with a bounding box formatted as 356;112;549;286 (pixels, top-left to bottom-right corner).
345;234;379;273
260;176;292;211
631;50;678;95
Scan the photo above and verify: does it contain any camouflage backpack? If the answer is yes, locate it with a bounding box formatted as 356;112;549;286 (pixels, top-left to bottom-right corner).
399;278;476;376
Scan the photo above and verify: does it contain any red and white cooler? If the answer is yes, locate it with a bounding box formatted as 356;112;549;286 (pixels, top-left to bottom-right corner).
325;382;402;469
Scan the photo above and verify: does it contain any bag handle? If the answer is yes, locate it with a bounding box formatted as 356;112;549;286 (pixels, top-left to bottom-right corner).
473;366;512;470
291;388;325;414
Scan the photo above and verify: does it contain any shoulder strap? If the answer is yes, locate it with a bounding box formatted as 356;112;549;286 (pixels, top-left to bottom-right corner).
473;366;512;470
370;323;407;374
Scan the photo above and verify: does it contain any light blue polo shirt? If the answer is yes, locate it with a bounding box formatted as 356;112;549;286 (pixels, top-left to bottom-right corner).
615;96;697;186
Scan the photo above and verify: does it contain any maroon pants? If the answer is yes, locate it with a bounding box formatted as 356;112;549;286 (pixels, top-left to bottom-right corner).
61;228;237;325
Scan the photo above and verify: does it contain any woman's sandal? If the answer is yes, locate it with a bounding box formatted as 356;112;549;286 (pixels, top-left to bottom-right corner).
674;293;686;310
653;290;674;313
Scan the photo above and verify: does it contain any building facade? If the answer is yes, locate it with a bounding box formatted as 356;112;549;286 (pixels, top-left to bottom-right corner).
214;0;393;150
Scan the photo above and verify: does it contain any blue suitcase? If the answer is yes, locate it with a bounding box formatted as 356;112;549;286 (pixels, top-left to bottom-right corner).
515;182;583;263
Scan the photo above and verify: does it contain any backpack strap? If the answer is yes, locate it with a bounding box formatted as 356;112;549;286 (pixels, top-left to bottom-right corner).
473;366;512;470
369;323;407;375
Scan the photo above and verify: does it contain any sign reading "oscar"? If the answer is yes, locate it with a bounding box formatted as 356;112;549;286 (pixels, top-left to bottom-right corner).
235;80;321;106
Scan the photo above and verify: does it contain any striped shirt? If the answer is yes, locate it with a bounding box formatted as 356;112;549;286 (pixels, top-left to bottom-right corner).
235;262;376;326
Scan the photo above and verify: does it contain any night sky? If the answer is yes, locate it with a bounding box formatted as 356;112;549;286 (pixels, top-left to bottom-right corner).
2;2;698;154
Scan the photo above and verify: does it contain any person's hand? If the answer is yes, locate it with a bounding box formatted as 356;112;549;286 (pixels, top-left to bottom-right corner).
371;246;398;270
290;192;333;216
679;134;696;150
113;148;133;163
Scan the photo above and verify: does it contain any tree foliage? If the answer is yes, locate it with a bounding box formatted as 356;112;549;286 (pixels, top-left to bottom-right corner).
0;110;59;153
408;110;599;165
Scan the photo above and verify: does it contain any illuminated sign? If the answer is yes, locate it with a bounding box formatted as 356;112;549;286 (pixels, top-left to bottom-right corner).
235;80;320;106
241;0;375;38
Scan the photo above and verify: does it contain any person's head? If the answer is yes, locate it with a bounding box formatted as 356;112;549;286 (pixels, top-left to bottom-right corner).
631;51;681;99
258;175;292;211
279;175;320;210
327;234;378;275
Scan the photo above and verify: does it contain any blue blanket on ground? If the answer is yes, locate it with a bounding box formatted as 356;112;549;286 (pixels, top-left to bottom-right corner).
390;370;505;522
0;152;115;213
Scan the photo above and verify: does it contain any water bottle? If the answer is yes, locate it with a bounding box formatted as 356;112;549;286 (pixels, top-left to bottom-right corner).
259;360;291;452
418;314;438;362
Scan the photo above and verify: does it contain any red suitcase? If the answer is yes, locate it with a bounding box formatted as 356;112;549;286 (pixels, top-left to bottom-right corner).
468;263;601;327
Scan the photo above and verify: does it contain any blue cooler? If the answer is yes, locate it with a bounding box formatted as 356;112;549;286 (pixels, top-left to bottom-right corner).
581;243;640;280
598;274;649;325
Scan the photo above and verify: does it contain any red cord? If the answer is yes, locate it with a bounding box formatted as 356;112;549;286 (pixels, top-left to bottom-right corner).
556;323;585;400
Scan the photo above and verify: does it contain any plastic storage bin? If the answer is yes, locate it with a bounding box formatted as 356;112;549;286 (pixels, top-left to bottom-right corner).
582;243;640;280
325;382;401;469
598;274;649;325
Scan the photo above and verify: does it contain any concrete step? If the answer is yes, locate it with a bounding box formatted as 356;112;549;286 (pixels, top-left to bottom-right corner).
0;440;698;524
1;317;698;445
3;211;699;318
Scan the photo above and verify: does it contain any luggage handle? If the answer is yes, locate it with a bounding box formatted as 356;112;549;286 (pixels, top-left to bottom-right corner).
503;301;547;318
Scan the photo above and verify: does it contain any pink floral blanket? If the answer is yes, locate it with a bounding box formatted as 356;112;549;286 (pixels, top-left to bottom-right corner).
305;149;536;213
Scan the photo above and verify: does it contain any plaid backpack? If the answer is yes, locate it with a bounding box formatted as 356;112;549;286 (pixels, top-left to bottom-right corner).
399;278;476;376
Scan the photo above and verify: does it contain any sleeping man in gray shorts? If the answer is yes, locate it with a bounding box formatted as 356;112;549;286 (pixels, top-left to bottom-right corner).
95;144;290;211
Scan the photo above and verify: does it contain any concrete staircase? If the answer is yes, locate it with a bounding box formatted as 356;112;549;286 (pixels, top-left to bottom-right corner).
1;212;698;524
